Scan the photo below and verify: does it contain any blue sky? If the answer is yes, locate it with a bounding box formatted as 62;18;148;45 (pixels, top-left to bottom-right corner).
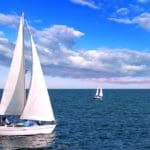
0;0;150;88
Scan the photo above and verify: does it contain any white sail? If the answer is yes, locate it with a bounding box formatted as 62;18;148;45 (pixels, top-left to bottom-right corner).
21;31;55;122
95;88;99;96
0;14;25;115
100;88;103;97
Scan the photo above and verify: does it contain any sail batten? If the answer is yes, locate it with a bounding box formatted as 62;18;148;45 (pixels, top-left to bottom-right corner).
0;14;25;115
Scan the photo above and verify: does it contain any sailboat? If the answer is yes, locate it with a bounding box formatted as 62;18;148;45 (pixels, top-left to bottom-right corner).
0;13;56;136
93;88;103;99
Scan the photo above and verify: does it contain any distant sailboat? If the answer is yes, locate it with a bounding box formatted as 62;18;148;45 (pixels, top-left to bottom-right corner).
0;13;56;136
93;88;103;99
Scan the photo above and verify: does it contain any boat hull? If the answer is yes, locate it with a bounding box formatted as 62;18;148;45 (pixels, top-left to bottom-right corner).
0;124;56;136
93;96;102;99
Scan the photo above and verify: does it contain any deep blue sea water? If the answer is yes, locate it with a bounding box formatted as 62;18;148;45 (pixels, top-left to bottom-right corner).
0;89;150;150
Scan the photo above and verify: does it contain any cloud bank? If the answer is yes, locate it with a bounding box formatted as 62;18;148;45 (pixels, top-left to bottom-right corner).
0;13;150;85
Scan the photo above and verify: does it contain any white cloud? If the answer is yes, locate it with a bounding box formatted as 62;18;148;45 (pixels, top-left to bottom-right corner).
109;12;150;31
78;49;150;78
0;37;14;66
116;8;129;15
0;13;19;28
70;0;99;9
133;13;150;30
138;0;150;3
1;30;150;80
91;77;150;84
1;13;150;86
122;64;146;75
34;25;84;50
69;54;92;68
109;18;133;24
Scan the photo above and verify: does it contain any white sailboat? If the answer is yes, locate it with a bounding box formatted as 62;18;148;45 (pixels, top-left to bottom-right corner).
0;13;56;136
93;88;103;99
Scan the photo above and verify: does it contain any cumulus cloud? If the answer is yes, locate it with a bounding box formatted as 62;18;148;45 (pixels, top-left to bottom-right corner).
133;13;150;30
77;49;150;77
1;13;150;85
35;25;84;49
0;13;19;28
109;12;150;31
70;0;99;9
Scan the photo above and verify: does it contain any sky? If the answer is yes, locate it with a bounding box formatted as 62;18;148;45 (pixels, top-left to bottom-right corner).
0;0;150;89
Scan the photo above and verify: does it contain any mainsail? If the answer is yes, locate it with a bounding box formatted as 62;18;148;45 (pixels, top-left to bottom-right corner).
21;30;55;122
0;14;25;115
100;88;103;97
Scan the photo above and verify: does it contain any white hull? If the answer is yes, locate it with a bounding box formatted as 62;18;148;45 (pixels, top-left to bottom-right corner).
93;96;103;99
0;124;56;136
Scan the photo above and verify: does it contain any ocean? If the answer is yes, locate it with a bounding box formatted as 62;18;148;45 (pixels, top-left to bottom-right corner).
0;89;150;149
